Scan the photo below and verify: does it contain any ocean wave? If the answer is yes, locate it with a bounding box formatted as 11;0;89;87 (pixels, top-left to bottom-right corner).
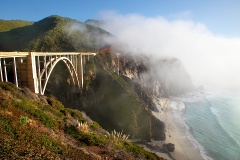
184;91;240;159
206;91;240;145
209;102;240;147
184;123;213;160
168;100;212;160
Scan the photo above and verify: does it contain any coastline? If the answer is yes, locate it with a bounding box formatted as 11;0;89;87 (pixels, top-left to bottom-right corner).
151;98;204;160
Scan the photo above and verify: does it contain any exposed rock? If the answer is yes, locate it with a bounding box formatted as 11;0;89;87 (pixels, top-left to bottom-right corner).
163;143;175;152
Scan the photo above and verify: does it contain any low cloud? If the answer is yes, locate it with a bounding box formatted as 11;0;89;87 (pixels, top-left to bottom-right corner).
100;12;240;91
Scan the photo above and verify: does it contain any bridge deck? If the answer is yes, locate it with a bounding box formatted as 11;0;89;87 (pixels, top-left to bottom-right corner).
0;52;29;57
0;52;96;58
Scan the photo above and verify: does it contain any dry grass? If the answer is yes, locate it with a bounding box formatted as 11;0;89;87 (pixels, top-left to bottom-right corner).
77;120;89;133
105;129;129;145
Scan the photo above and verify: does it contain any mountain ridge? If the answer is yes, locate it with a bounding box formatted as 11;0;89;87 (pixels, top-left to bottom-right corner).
0;15;112;52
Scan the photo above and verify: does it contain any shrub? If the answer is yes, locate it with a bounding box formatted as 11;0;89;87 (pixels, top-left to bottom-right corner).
39;133;63;154
64;125;107;146
19;115;30;125
122;142;159;160
64;125;79;138
47;96;64;110
90;121;101;130
34;109;57;129
80;133;107;146
14;100;58;129
0;82;15;92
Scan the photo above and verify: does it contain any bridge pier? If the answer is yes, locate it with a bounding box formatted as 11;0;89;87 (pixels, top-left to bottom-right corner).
26;53;39;93
0;58;3;82
77;54;84;89
17;57;28;87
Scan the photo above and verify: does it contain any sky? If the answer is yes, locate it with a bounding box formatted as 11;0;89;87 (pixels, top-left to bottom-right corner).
1;0;240;90
1;0;240;37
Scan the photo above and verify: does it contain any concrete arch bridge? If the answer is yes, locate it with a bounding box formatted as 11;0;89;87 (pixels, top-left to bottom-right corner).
0;52;96;95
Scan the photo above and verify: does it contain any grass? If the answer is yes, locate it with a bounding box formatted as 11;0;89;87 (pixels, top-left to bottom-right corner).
0;117;17;139
19;115;30;125
0;83;84;159
64;125;107;146
14;100;58;129
0;82;164;159
0;119;64;159
122;141;161;160
38;133;63;154
90;121;101;130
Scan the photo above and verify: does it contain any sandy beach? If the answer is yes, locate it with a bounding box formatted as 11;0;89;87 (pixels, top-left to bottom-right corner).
151;98;204;160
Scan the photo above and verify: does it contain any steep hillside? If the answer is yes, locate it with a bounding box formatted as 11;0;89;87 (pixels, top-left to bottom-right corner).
0;15;112;51
0;82;164;160
45;52;166;141
46;51;193;142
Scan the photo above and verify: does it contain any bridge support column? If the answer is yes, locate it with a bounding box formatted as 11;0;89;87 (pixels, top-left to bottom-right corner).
26;52;39;93
13;57;18;87
3;59;8;82
0;58;3;82
77;54;84;89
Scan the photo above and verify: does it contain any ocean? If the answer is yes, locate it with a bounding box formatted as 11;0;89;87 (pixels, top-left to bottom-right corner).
181;89;240;160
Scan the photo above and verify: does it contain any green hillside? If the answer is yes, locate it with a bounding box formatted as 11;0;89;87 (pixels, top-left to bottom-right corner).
0;82;164;159
0;15;112;51
0;20;33;32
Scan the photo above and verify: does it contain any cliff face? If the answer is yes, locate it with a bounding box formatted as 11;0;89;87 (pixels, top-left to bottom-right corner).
99;53;193;109
103;53;165;111
44;51;194;142
76;53;166;141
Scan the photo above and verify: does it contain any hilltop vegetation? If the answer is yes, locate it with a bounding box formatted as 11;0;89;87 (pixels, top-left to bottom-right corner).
0;82;164;159
0;20;33;32
0;15;112;51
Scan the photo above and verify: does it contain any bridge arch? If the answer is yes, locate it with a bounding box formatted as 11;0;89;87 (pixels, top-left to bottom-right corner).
39;57;80;95
0;52;96;95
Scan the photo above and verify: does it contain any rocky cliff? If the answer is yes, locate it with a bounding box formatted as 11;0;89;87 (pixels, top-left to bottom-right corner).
45;50;194;143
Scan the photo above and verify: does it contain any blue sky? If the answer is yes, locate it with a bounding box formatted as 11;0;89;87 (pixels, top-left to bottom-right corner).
1;0;240;36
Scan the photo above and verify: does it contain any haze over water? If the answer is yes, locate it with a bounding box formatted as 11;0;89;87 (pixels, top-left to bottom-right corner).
100;12;240;160
100;12;240;91
183;89;240;160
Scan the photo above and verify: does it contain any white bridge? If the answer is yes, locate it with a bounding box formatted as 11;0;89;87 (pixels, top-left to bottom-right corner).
0;52;96;95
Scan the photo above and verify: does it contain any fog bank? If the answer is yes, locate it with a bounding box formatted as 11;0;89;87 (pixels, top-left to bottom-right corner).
100;12;240;91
